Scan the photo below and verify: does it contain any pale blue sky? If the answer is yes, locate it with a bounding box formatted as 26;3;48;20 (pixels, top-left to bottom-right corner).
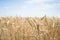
0;0;60;17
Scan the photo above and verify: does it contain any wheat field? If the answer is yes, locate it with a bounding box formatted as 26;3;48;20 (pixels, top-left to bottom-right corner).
0;16;60;40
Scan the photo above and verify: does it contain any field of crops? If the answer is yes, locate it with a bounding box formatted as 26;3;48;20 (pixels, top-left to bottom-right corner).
0;16;60;40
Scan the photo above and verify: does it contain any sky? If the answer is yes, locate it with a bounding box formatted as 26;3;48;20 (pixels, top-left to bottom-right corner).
0;0;60;17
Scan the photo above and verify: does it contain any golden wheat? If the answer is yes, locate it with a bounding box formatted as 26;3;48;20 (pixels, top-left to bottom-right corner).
0;16;60;40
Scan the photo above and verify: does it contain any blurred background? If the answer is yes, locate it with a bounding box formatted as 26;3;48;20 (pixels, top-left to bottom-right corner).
0;0;60;17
